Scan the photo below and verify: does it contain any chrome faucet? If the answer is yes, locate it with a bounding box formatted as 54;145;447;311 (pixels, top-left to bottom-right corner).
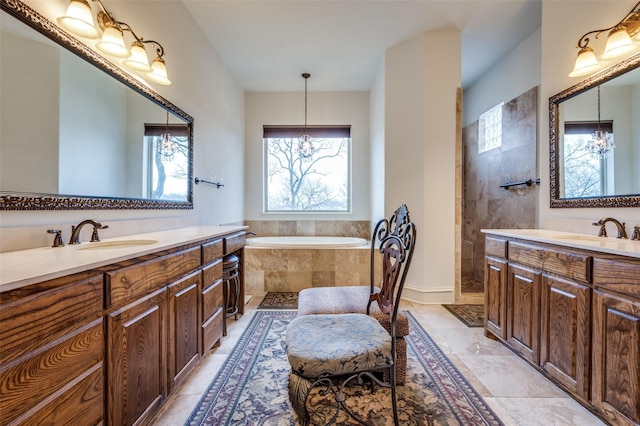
69;219;108;244
592;217;628;239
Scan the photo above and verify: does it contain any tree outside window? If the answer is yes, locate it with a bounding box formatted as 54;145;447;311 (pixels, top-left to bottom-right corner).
563;121;614;198
264;126;350;212
145;123;189;201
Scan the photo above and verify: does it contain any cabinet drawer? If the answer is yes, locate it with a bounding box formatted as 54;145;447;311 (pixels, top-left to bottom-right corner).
224;232;246;254
0;274;103;365
593;257;640;299
17;364;104;426
202;279;223;320
203;238;223;265
485;236;507;259
0;319;104;425
508;241;592;283
202;258;223;290
106;246;201;307
202;308;223;354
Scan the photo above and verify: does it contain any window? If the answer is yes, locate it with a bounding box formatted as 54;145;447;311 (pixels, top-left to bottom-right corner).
563;121;614;198
144;123;190;200
478;102;504;153
264;125;351;212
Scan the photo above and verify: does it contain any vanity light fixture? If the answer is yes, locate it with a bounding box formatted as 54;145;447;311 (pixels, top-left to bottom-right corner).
585;85;615;159
298;73;315;159
569;1;640;77
57;0;171;84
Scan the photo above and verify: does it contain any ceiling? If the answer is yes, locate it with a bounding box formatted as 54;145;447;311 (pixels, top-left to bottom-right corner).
182;0;542;92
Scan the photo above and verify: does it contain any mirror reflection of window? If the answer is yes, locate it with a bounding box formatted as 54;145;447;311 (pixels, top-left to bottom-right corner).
563;121;615;198
144;124;189;200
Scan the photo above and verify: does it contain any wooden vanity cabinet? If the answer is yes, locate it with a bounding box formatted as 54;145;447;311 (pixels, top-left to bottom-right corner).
592;256;640;426
484;236;508;340
1;228;247;426
506;263;541;364
0;272;104;425
105;246;201;426
167;270;201;394
485;233;640;425
201;238;224;354
107;287;167;426
540;273;591;401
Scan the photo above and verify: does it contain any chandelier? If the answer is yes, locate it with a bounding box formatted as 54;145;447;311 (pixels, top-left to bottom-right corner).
298;73;315;159
585;86;614;159
58;0;171;85
159;110;176;161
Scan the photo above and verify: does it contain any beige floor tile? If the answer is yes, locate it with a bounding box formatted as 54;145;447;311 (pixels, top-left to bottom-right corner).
151;295;605;426
491;397;606;426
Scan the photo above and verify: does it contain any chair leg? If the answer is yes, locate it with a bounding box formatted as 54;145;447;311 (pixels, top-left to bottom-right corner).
390;366;399;426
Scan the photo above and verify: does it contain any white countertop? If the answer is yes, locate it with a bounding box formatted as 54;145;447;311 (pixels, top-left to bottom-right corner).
482;229;640;259
0;226;247;292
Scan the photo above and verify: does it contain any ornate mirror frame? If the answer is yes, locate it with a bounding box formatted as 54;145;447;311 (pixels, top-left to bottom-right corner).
0;0;194;210
549;53;640;208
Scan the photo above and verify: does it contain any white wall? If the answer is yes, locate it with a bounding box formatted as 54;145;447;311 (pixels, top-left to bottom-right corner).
384;31;461;304
244;91;370;221
540;0;640;233
0;0;245;252
369;58;386;230
463;28;541;128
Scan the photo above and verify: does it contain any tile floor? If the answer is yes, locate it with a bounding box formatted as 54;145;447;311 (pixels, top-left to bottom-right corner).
151;296;606;426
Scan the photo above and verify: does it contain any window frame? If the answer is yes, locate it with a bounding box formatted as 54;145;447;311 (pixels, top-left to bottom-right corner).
262;125;352;213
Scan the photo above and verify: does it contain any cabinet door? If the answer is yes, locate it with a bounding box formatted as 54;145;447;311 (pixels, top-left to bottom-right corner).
507;263;540;364
484;256;508;340
168;271;201;394
592;290;640;426
540;274;591;401
107;287;167;426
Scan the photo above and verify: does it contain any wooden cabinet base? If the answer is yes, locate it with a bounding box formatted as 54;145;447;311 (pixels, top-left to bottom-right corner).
484;234;640;426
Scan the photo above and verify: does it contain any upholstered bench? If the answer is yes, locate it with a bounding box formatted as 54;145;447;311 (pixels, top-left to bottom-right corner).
297;285;409;384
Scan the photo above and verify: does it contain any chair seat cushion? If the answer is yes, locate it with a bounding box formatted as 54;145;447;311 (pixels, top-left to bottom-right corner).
298;286;409;336
285;314;392;378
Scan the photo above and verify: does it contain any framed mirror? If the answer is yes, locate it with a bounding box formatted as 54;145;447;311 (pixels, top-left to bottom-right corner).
549;53;640;208
0;0;193;210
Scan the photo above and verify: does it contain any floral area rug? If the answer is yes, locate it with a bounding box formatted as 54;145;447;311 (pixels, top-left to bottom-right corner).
257;292;298;309
442;304;484;327
186;310;503;425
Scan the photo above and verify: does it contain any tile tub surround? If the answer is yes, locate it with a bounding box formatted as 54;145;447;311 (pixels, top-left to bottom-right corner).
243;220;375;293
245;245;382;294
244;220;370;239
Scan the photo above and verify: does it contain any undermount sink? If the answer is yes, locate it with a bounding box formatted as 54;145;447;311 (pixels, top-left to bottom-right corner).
76;239;158;250
554;235;609;242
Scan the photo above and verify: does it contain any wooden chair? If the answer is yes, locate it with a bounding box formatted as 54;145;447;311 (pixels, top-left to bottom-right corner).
285;204;416;425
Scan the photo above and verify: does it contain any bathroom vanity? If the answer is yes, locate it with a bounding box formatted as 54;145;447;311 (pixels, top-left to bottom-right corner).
0;226;246;426
483;229;640;426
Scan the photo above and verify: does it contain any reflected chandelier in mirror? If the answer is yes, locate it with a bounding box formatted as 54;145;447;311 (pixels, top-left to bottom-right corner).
0;0;193;210
549;52;640;208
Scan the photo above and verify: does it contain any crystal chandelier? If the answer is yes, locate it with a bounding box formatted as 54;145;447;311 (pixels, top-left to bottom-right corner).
159;111;176;161
585;86;614;159
298;73;315;159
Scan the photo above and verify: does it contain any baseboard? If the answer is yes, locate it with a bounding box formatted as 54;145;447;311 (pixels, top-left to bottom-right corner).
402;285;454;304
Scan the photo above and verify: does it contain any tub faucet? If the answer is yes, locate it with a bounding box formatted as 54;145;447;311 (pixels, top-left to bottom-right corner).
592;217;628;239
69;219;108;244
